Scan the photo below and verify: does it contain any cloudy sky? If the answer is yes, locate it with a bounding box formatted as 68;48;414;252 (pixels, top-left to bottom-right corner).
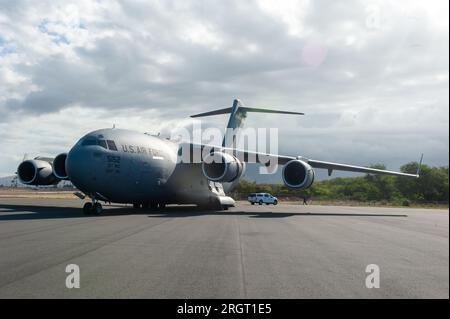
0;0;448;180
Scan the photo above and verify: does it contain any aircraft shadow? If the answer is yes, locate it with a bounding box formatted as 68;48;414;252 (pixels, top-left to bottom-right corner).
0;203;151;220
146;205;408;218
0;203;407;221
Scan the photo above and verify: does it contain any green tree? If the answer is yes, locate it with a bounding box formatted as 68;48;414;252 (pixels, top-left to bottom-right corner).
235;162;448;204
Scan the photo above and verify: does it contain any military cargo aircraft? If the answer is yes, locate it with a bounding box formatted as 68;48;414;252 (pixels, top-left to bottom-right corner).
16;99;421;214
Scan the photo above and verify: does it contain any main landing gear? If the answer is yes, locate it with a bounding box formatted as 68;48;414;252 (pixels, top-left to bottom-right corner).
83;201;103;215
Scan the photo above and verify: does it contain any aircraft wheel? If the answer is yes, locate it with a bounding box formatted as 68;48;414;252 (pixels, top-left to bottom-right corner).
92;203;103;215
83;202;93;215
133;203;140;209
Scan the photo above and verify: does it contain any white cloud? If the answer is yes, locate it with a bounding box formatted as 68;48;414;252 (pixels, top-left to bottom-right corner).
181;22;223;49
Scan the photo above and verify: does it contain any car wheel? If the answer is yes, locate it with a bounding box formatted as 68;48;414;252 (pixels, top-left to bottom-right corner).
251;202;255;205
273;200;278;205
259;200;263;205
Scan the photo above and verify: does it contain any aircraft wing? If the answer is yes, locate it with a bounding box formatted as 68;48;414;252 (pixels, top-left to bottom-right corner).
181;143;420;178
305;159;419;177
186;99;419;178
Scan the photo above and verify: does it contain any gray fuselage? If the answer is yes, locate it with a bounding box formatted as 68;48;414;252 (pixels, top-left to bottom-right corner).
66;128;232;207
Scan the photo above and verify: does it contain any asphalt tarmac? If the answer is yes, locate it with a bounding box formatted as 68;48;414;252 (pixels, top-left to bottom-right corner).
0;198;448;298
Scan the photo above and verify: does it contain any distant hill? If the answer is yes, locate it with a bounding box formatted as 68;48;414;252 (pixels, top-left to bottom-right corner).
0;176;19;187
0;176;74;188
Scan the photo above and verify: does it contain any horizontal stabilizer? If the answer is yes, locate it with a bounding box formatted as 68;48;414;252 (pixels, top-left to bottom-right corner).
191;106;304;118
190;107;233;118
190;99;304;148
240;107;304;116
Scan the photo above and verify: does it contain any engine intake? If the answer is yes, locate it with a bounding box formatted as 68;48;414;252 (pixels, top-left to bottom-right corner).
53;153;69;180
282;159;315;189
202;152;244;182
17;159;59;185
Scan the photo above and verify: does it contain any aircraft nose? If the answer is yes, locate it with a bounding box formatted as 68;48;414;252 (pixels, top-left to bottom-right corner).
66;145;93;193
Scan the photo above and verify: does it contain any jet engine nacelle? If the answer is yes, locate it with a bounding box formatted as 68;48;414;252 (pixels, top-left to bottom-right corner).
282;159;315;189
202;152;245;183
53;153;69;180
17;159;59;185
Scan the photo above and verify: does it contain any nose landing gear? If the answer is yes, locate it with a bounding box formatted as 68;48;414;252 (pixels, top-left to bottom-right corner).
83;202;92;214
83;200;103;215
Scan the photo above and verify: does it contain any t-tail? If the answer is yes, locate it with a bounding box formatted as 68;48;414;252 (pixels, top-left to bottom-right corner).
190;99;304;147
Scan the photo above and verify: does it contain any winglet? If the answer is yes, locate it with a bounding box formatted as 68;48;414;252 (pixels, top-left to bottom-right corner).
416;153;424;177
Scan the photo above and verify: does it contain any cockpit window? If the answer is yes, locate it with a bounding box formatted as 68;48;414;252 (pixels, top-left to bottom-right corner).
81;137;107;149
98;139;107;149
106;140;118;151
81;138;97;146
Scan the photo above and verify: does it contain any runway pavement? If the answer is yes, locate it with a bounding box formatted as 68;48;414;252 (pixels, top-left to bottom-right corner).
0;198;448;298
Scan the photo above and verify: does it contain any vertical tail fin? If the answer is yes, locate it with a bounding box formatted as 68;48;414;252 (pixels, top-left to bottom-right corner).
190;99;304;148
223;99;244;147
